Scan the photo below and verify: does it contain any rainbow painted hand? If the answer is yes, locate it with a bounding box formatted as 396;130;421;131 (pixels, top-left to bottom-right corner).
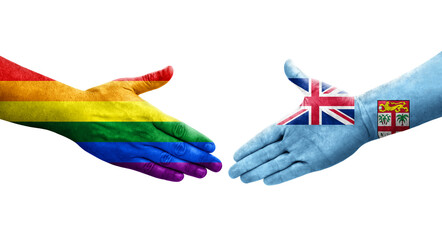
0;57;222;182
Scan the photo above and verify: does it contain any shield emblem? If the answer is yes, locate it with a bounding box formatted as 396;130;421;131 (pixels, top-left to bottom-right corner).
377;100;410;138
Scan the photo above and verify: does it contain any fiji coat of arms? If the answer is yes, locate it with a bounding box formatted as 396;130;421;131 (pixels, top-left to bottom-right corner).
377;100;410;138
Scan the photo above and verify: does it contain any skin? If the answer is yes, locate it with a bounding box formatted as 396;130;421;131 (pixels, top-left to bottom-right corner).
0;57;222;182
230;53;442;185
229;60;368;185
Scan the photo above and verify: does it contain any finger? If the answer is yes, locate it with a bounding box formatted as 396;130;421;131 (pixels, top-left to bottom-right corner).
263;162;312;185
113;66;174;95
147;142;222;173
240;153;295;183
229;141;285;179
284;59;350;96
143;145;208;178
111;159;184;182
154;121;216;153
284;59;311;95
233;125;283;162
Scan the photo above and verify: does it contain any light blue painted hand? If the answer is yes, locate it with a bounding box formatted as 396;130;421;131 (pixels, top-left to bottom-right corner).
230;52;442;185
229;60;371;185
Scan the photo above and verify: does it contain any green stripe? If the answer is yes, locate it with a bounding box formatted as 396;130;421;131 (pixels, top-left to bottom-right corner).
15;122;212;143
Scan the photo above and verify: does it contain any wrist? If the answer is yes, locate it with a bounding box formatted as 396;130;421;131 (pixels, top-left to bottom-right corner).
0;81;88;123
355;96;378;142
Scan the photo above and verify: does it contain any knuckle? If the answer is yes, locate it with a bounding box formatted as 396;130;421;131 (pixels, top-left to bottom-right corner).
173;142;187;156
160;152;173;166
141;162;155;174
173;123;186;138
277;142;287;152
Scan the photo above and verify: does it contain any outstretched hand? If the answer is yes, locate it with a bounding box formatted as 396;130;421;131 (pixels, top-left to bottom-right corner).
78;68;222;181
0;57;222;182
229;60;370;185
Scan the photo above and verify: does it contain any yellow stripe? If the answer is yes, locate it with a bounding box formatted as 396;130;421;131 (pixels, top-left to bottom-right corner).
0;101;178;122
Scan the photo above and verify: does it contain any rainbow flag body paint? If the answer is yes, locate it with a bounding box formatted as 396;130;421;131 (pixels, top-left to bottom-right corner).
0;56;221;181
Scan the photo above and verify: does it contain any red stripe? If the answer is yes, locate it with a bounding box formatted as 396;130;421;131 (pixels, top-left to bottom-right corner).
303;79;354;125
378;126;409;132
323;87;336;94
278;109;307;125
114;78;168;81
114;66;173;82
329;109;355;124
301;97;354;106
0;79;54;81
0;57;55;81
310;80;320;125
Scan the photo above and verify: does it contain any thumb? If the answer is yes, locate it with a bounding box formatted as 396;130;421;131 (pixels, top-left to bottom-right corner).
284;59;349;96
284;59;308;79
284;59;310;94
114;66;174;95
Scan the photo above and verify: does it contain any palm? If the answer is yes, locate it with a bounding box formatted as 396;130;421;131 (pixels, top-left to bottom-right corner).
0;59;221;182
280;104;369;172
229;103;369;185
70;70;222;181
229;60;369;185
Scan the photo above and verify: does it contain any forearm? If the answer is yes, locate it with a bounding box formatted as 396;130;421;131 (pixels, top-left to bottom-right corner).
357;52;442;140
0;56;82;102
0;80;82;101
0;56;86;125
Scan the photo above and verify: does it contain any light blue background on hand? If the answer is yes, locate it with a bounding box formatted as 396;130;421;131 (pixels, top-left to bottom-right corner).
230;52;442;185
229;60;371;185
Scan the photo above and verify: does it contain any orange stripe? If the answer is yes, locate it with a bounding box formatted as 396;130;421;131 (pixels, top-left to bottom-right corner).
0;81;169;101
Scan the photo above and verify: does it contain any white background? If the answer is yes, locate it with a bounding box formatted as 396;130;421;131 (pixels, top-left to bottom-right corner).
1;1;441;239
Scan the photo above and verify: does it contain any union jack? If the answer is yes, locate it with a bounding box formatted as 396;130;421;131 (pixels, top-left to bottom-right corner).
278;78;355;125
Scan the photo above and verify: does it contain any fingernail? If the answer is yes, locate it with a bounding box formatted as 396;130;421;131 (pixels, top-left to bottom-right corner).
263;178;276;186
172;173;184;182
210;162;222;172
204;143;216;153
228;168;238;179
195;168;207;178
240;175;252;184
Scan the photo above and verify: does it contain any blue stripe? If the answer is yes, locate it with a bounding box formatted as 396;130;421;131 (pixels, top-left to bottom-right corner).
76;142;220;163
321;112;344;125
321;82;332;92
338;109;355;119
288;78;309;92
286;111;309;125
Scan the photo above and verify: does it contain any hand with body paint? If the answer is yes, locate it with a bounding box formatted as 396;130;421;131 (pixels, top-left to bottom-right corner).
230;52;442;185
0;56;222;182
